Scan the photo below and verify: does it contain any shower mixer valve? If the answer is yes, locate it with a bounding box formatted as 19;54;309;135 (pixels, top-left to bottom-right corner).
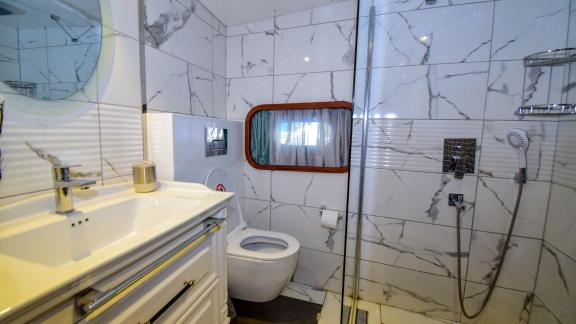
448;193;465;210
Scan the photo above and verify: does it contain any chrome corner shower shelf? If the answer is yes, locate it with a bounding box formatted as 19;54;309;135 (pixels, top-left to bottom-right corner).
515;104;576;116
515;48;576;116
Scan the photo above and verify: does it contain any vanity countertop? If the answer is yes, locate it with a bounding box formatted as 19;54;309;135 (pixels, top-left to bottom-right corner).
0;181;233;322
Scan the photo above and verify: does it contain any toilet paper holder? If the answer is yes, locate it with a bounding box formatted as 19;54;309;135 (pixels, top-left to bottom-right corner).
319;205;343;219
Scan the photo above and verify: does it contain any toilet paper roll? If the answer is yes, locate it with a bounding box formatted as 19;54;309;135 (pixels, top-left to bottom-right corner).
320;209;339;230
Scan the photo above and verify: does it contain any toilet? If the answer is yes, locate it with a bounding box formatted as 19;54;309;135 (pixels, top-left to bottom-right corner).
205;168;300;302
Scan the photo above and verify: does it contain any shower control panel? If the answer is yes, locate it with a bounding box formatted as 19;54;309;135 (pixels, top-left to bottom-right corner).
442;138;476;179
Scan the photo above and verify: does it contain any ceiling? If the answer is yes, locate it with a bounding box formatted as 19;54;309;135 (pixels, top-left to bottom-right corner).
199;0;340;27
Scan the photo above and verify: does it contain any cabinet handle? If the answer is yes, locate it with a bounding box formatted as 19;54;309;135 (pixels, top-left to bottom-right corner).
146;277;201;323
183;279;196;287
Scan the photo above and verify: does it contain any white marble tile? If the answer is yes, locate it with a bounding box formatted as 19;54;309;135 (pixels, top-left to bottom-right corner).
356;215;470;278
243;164;271;200
99;104;142;180
461;282;532;324
45;26;101;47
553;122;576;189
312;0;358;25
188;64;213;117
0;101;102;198
281;282;326;305
144;0;212;70
273;70;354;104
179;0;213;27
271;171;348;211
274;19;356;75
108;0;140;39
292;248;343;293
271;203;345;255
380;304;453;324
18;28;46;49
226;76;273;120
351;119;483;173
359;0;493;16
369;63;488;120
529;296;562;324
243;198;270;230
370;3;493;68
467;231;541;292
534;243;576;324
226;32;274;78
491;0;569;61
274;10;312;30
226;18;274;36
0;46;20;82
19;48;49;83
545;184;576;260
0;24;18;48
145;46;191;114
357;260;460;321
212;74;226;119
98;32;141;108
348;168;477;228
473;177;549;238
479;121;557;181
212;26;226;78
47;43;100;83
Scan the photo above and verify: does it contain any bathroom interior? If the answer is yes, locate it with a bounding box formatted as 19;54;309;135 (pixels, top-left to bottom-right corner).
0;0;575;323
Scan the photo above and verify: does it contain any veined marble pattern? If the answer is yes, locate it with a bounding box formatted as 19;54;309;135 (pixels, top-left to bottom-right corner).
368;62;489;120
212;25;226;77
350;119;483;173
242;163;271;200
354;215;471;278
271;203;345;255
280;282;327;305
534;243;576;324
359;0;493;17
272;70;354;104
226;76;273;119
274;0;357;30
292;248;343;294
491;0;569;61
212;74;226;118
479;121;557;181
364;3;493;69
466;231;541;292
188;64;213;117
473;177;549;238
243;198;271;230
545;184;576;261
19;48;49;83
379;303;454;324
461;282;532;324
529;296;562;324
271;171;348;211
348;168;477;228
47;43;100;83
553;122;576;189
0;24;18;49
226;32;274;78
274;19;356;75
226;18;274;36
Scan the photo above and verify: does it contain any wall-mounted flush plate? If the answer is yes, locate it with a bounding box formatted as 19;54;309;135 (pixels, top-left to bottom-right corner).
442;138;476;177
205;127;228;157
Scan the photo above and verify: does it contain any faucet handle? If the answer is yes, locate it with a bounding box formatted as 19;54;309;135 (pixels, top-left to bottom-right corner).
52;164;81;181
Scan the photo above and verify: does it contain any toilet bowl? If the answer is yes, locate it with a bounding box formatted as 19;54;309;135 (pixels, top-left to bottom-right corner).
206;168;300;302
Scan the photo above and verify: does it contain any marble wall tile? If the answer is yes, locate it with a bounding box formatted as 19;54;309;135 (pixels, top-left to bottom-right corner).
47;44;100;83
212;74;226;119
292;248;343;293
108;0;140;39
244;198;271;230
312;0;357;25
357;215;471;278
359;0;493;17
379;304;453;324
45;27;101;47
270;171;348;211
226;32;274;78
534;243;576;324
226;76;273;119
226;18;274;36
545;184;576;260
271;203;345;255
18;28;46;49
461;282;532;324
213;25;226;77
272;70;354;104
351;119;483;173
357;260;460;321
491;0;569;61
479;121;557;181
274;19;356;75
19;48;49;83
274;10;312;30
370;3;493;68
280;281;327;305
466;231;541;292
368;63;489;119
99;105;143;180
242;164;271;200
188;64;213;117
0;46;20;82
552;121;576;189
0;24;18;49
348;168;477;228
145;46;191;114
529;296;562;324
473;177;549;238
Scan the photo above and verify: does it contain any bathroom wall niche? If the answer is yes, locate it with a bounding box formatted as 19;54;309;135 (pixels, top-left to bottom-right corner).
245;101;352;173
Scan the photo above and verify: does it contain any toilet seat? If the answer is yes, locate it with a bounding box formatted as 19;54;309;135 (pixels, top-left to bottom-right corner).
228;228;300;261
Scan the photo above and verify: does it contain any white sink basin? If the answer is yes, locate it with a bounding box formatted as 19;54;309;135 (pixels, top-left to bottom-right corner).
0;196;202;268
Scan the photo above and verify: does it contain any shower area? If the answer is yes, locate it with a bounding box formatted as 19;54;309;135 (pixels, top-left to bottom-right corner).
340;0;576;323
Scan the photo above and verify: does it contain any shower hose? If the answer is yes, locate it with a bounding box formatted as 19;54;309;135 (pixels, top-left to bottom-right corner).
455;179;524;319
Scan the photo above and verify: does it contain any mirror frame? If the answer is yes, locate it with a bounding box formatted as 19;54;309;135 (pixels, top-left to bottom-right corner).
244;101;353;173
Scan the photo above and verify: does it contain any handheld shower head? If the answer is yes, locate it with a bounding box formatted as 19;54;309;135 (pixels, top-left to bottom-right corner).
506;128;529;168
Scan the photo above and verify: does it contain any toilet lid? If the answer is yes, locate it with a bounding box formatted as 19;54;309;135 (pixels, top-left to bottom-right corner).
205;168;246;234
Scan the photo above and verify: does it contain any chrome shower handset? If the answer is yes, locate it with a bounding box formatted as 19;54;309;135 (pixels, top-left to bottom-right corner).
506;128;529;183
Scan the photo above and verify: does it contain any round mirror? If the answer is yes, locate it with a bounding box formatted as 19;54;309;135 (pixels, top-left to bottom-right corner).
0;0;102;101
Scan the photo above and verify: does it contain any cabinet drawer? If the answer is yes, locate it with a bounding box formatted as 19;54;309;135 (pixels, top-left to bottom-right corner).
87;236;216;323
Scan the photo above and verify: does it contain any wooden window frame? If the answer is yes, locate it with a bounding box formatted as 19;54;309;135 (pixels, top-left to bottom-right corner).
244;101;353;173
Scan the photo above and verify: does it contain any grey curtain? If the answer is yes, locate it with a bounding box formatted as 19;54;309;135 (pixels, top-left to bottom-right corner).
250;110;270;165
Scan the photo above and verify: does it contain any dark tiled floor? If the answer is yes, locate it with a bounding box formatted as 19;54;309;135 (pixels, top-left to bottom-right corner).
230;296;322;324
